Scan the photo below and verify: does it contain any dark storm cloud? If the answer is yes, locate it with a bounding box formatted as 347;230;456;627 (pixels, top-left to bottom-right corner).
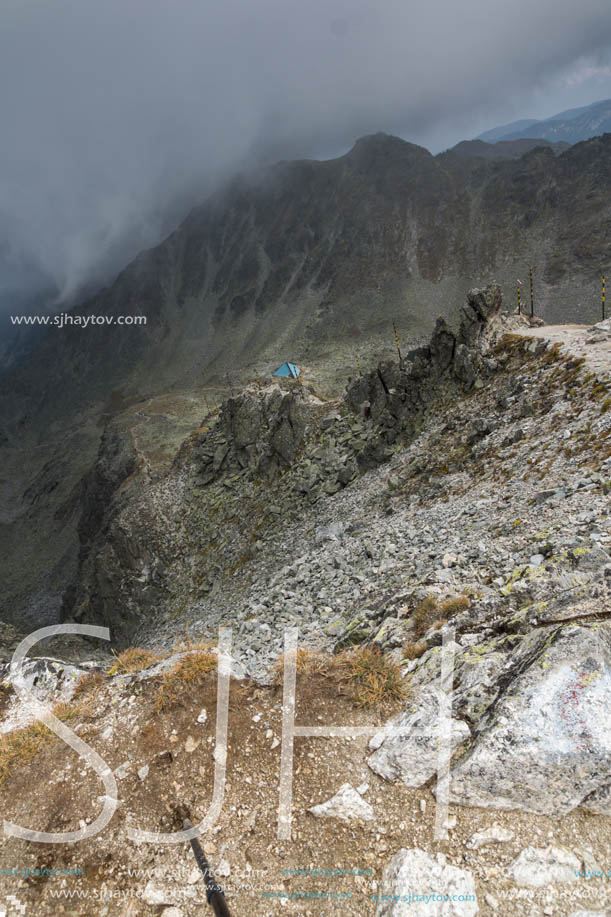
1;0;611;308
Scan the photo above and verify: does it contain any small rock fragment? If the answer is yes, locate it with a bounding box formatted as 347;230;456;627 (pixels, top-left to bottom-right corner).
308;784;375;822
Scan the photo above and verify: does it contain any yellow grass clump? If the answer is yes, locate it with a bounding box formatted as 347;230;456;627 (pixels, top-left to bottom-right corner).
0;702;80;787
107;648;163;675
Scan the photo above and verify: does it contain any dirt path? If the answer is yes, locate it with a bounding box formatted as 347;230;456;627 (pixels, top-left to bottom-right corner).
514;322;611;376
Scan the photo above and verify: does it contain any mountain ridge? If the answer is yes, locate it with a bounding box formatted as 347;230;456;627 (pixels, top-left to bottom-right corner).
477;97;611;145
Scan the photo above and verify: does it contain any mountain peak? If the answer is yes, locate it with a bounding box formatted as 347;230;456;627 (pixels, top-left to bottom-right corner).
345;132;432;165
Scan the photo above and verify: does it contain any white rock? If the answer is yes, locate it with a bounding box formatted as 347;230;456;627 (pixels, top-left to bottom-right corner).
143;881;174;906
574;848;604;875
114;761;130;779
197;708;208;724
185;735;200;753
436;568;454;583
449;625;611;816
217;859;231;877
375;848;478;916
308;783;375;822
507;845;581;887
137;765;149;781
368;690;470;788
466;824;514;849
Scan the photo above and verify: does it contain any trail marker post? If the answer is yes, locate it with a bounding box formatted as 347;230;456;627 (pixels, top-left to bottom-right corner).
393;322;402;364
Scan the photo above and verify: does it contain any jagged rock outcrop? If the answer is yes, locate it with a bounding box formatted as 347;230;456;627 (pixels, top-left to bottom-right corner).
196;385;310;484
345;285;502;447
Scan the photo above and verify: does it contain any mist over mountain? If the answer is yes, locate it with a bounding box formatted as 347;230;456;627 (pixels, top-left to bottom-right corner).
3;130;611;412
2;0;611;324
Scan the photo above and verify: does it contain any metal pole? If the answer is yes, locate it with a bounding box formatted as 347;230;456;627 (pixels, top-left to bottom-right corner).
183;818;231;916
393;322;402;363
529;268;534;317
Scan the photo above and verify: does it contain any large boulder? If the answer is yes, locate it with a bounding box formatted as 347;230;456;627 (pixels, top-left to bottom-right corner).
448;624;611;815
367;688;470;787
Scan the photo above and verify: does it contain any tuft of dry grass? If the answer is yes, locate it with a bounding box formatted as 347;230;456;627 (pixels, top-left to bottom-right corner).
107;648;163;676
272;648;333;684
402;641;428;662
273;645;407;709
438;595;470;617
0;702;80;787
411;595;440;637
335;645;407;708
171;625;216;655
72;670;106;700
155;647;217;713
411;594;470;639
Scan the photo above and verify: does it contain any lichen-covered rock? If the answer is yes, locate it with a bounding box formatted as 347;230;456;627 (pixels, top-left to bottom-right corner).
448;625;611;815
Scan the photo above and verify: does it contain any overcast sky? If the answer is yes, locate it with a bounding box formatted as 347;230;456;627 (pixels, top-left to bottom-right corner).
2;0;611;314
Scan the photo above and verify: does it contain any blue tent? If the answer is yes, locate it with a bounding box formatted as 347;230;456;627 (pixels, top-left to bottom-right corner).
272;361;300;379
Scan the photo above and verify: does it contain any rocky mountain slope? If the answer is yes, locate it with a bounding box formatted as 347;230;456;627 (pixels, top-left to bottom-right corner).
3;131;611;635
0;286;610;915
